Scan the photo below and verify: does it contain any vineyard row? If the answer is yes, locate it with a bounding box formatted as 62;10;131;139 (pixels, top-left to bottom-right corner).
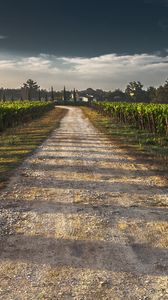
93;102;168;135
0;101;54;131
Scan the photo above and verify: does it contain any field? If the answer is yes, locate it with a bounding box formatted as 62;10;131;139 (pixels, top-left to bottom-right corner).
0;101;54;131
93;101;168;135
87;102;168;165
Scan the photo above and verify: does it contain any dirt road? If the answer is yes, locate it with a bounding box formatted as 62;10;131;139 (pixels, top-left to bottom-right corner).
0;107;168;299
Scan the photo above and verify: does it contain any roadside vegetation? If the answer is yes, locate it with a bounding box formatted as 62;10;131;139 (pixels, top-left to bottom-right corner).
1;77;168;186
0;106;67;189
82;105;168;168
94;101;168;135
0;101;54;131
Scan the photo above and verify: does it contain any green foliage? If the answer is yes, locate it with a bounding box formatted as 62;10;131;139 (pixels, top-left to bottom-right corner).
22;79;39;90
21;79;40;100
93;101;168;135
82;107;168;165
51;86;54;101
0;101;54;131
63;86;66;103
0;107;67;188
125;81;147;102
73;88;77;104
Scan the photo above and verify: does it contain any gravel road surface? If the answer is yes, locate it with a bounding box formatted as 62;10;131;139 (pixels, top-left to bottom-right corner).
0;107;168;299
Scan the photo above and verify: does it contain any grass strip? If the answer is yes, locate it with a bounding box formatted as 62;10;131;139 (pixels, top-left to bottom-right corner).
82;107;168;170
0;107;68;189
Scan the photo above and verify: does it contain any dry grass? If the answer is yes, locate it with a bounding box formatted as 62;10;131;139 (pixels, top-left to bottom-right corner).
0;107;68;189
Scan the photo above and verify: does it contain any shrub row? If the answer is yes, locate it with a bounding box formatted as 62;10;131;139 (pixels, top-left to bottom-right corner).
93;101;168;135
0;101;54;131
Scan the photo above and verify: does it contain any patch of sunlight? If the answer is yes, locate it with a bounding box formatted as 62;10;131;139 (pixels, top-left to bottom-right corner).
15;212;108;242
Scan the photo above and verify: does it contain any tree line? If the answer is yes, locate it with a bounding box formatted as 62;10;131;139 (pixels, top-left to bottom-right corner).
81;79;168;103
0;78;168;103
0;79;63;102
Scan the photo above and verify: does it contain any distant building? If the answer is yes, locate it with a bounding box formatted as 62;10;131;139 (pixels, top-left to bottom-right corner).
79;96;89;102
71;91;95;103
79;94;95;103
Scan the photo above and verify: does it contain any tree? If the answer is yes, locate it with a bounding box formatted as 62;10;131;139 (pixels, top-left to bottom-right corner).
156;86;167;103
146;86;157;102
38;90;41;101
11;92;14;101
73;88;77;104
51;86;54;101
55;91;62;101
2;91;6;102
125;81;146;102
107;89;125;102
152;79;168;103
21;79;40;100
63;86;66;103
0;88;3;101
161;79;168;103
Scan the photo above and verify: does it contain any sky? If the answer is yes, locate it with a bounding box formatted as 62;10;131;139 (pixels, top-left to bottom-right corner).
0;0;168;90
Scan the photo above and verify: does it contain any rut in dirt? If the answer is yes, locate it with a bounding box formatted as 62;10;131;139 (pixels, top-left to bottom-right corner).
0;106;167;300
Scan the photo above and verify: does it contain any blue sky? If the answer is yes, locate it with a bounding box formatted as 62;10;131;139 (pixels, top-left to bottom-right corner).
0;0;168;89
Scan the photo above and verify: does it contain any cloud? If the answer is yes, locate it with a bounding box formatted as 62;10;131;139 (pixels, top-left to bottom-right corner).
0;52;168;90
0;35;7;39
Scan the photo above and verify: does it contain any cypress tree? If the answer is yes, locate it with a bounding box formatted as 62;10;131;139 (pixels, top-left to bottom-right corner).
38;90;41;101
73;88;77;104
45;94;48;101
63;86;66;103
3;91;6;102
51;86;54;101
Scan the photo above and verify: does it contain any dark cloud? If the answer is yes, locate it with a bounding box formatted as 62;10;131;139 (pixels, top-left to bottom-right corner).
0;0;167;57
0;1;167;89
144;0;168;5
158;18;168;31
